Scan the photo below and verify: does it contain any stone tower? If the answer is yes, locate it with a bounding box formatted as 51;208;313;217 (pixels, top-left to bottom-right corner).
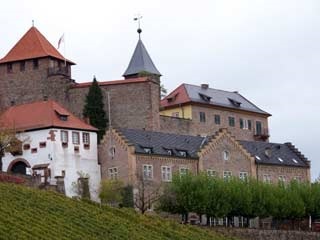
0;27;75;113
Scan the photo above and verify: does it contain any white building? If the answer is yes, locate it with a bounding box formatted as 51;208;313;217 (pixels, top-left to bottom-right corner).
0;100;101;201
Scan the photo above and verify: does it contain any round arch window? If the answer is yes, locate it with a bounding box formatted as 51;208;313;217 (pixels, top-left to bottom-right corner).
223;150;230;161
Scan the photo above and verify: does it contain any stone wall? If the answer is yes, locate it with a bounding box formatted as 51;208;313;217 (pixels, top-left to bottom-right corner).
213;227;320;240
257;164;310;183
0;58;73;113
159;115;192;135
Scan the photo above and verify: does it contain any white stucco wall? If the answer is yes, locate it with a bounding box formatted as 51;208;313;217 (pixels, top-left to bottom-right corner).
2;128;101;201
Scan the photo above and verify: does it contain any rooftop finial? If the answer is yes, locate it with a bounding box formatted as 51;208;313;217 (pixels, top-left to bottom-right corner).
133;14;143;40
32;20;34;27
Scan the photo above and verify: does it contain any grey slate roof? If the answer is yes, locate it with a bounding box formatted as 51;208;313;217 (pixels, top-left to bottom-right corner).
119;128;206;158
184;84;270;115
239;140;309;167
123;39;161;77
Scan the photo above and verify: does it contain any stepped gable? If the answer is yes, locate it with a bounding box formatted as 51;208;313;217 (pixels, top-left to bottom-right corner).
161;83;270;116
239;140;309;167
0;27;74;64
118;128;206;158
123;39;161;78
0;100;96;132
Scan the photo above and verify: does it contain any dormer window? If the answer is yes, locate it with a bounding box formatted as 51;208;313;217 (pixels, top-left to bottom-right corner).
59;115;68;121
167;93;178;103
228;98;242;107
178;150;187;157
265;148;271;158
163;148;173;156
143;147;152;154
199;93;211;102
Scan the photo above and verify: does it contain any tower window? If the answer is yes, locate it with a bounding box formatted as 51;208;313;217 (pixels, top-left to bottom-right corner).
228;117;235;127
33;59;39;69
20;61;25;71
7;63;13;73
199;112;206;123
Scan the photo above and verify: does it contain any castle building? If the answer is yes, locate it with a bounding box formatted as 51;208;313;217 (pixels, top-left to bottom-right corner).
0;25;312;201
0;100;101;200
160;83;271;141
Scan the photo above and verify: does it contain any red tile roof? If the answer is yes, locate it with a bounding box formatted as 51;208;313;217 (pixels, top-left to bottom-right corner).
160;84;190;108
0;100;96;132
72;77;149;89
0;27;74;64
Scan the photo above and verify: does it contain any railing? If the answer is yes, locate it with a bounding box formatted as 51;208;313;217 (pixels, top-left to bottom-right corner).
254;128;270;141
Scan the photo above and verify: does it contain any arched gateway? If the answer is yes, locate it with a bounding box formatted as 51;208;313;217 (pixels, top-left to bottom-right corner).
7;158;31;175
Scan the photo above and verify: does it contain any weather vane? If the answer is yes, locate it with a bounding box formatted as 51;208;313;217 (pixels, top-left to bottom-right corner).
133;14;143;39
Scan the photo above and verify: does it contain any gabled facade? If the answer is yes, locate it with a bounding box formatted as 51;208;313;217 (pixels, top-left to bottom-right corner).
99;128;310;189
160;83;271;141
0;100;101;200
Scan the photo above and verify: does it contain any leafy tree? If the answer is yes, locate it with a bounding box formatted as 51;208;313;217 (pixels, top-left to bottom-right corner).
311;182;320;219
99;179;124;206
121;185;134;208
83;76;108;143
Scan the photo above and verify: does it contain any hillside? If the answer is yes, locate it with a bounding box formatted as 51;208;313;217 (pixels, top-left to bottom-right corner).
0;183;236;240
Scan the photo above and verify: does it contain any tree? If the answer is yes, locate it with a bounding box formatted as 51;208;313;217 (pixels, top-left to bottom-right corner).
134;173;162;214
0;126;23;172
160;84;167;99
99;179;124;206
83;76;108;143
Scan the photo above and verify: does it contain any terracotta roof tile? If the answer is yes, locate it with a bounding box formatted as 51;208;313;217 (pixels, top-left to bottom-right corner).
0;100;96;132
0;27;74;64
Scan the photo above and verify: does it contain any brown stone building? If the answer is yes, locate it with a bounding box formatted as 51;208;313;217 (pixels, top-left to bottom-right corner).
99;128;310;186
0;26;161;132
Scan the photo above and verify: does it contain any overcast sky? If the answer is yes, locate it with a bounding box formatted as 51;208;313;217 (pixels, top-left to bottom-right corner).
1;0;319;180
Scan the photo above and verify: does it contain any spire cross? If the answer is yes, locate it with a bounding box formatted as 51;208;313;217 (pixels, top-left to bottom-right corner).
134;14;143;39
32;20;34;27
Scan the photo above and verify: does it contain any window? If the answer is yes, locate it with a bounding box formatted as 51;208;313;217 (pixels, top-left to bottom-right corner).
59;115;68;121
23;144;30;150
33;59;39;69
20;61;25;71
240;119;252;130
292;158;298;164
278;175;286;183
228;117;235;127
223;150;230;161
255;155;261;161
248;120;252;130
161;166;172;182
171;112;179;117
61;130;68;143
83;132;90;144
239;172;248;181
31;148;37;153
214;114;221;125
7;63;13;73
207;169;216;177
143;165;153;180
256;121;262;135
39;142;46;148
108;167;118;180
74;146;79;153
293;176;302;182
72;132;80;145
109;147;116;157
180;167;189;176
223;171;232;180
143;147;152;154
199;112;206;123
263;174;272;183
178;150;187;157
278;157;284;163
164;149;173;156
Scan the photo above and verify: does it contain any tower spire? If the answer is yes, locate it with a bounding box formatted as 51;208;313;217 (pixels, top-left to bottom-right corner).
134;14;143;40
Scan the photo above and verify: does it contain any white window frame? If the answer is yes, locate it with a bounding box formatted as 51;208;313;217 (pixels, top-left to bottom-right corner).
61;130;68;143
223;150;230;161
239;172;248;181
72;131;80;145
143;164;153;180
263;174;272;183
223;171;232;180
161;166;172;182
83;132;90;145
179;167;189;176
278;175;286;183
108;167;118;180
207;169;216;177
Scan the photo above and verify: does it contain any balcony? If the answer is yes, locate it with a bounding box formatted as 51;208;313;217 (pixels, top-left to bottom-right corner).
47;66;69;77
254;128;270;141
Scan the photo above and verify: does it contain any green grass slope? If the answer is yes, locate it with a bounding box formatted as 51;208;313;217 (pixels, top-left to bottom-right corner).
0;183;236;240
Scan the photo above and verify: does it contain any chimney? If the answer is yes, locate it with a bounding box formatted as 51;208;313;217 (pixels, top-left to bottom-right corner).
201;84;209;90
